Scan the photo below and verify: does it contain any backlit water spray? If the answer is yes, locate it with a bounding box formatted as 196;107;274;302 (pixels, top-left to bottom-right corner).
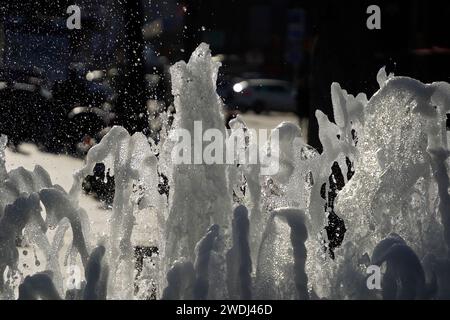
1;43;450;299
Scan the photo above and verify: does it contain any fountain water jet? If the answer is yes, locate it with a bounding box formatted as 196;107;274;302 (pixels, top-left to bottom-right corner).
0;44;449;300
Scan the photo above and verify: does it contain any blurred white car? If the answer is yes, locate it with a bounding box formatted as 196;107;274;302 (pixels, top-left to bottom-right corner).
231;79;297;113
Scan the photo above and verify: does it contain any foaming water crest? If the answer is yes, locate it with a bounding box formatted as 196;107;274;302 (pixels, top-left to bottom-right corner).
0;44;450;300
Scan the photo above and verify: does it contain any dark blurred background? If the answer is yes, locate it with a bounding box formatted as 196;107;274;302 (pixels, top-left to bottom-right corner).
0;0;449;154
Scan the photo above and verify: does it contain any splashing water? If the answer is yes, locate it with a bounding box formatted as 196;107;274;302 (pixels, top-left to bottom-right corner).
1;44;450;300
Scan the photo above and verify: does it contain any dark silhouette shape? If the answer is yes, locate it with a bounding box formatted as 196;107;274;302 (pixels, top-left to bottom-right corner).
161;260;195;300
226;205;252;299
193;224;220;300
83;245;108;300
276;209;309;300
18;271;61;300
372;234;435;299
